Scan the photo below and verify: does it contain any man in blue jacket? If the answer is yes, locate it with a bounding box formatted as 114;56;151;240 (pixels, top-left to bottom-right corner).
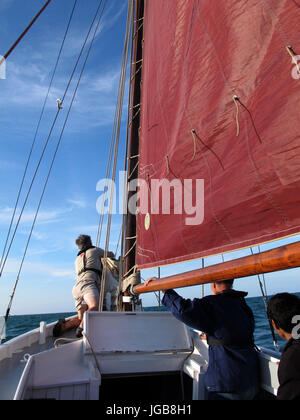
146;278;260;400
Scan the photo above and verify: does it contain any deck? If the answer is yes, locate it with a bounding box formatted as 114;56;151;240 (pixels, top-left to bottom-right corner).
0;312;280;400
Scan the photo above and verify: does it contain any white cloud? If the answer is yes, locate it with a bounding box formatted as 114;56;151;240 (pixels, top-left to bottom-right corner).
67;198;87;209
2;56;127;131
70;224;99;234
19;230;46;241
3;60;61;107
3;257;75;281
0;160;22;171
91;70;120;93
26;246;65;257
51;269;75;278
0;0;14;11
100;2;128;34
0;206;71;226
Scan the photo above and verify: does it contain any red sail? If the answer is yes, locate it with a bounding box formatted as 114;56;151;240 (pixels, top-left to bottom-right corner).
136;0;300;269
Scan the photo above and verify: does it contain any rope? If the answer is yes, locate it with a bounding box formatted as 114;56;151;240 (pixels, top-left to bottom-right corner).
130;65;142;82
158;267;161;311
114;227;122;257
119;6;136;307
95;138;116;248
1;0;52;63
131;102;141;110
53;332;101;377
122;264;138;280
190;129;197;162
232;95;240;137
189;129;225;171
128;160;139;180
133;22;144;40
201;258;205;298
82;331;102;376
95;8;137;248
165;155;170;176
129;154;140;159
237;99;263;144
54;337;81;347
132;59;143;65
0;0;79;274
99;0;134;311
123;240;137;259
95;39;124;248
257;245;269;297
128;107;141;125
250;247;279;351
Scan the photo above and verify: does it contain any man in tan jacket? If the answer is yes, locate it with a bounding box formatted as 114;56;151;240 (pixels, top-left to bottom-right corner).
73;235;117;337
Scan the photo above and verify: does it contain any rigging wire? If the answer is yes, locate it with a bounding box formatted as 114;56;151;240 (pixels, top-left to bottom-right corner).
99;0;133;311
95;0;135;249
95;14;132;248
0;0;79;274
201;258;205;297
0;0;104;279
158;267;161;311
250;247;279;351
99;0;133;310
114;226;123;257
95;117;117;247
0;0;107;333
257;244;269;297
0;0;52;65
119;3;136;303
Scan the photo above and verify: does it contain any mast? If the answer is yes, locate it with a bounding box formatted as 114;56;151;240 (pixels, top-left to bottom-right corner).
0;0;52;66
135;241;300;294
123;0;144;310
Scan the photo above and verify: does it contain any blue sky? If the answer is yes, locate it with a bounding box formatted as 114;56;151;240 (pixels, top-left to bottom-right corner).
0;0;299;315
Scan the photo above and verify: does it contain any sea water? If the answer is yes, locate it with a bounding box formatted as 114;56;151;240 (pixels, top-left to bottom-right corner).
3;294;300;351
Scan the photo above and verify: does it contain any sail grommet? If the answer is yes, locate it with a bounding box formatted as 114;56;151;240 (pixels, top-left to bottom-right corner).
145;212;150;231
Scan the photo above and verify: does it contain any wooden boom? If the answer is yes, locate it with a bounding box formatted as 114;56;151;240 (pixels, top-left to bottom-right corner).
134;241;300;294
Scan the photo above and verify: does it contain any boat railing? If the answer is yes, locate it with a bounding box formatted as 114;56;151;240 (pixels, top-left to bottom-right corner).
14;356;35;400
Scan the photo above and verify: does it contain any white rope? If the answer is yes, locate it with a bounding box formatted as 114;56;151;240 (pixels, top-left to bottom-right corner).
82;331;102;376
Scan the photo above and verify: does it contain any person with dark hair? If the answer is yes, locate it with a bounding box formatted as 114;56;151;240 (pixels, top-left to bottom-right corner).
144;277;260;400
267;293;300;400
73;235;116;337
